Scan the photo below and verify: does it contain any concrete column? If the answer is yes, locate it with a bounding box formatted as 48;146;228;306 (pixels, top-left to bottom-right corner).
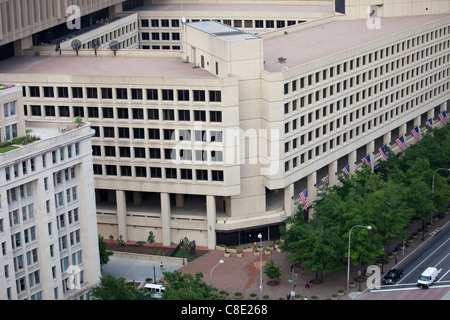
206;195;216;250
349;150;357;173
161;193;171;246
175;194;184;208
307;171;316;207
367;140;375;172
427;109;434;121
116;190;128;241
328;160;337;186
284;184;294;217
383;131;391;146
133;191;142;205
399;123;407;136
414;116;421;128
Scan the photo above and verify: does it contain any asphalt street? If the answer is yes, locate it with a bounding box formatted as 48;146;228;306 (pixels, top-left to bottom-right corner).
359;219;450;299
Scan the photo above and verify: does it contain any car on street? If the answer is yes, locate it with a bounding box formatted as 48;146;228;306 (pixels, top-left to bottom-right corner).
383;268;403;284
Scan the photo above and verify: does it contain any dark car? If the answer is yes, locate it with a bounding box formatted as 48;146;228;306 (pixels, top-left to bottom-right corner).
383;268;403;284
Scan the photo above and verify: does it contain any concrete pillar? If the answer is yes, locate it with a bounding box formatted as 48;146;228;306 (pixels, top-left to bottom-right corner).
284;184;294;217
133;191;142;205
328;160;337;186
383;131;391;146
161;193;171;246
349;150;357;173
116;190;128;241
414;116;420;128
206;195;216;250
175;194;184;208
366;140;375;172
307;172;316;220
399;123;407;136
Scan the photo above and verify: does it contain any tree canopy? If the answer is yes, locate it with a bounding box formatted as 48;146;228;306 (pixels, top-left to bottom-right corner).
281;124;450;279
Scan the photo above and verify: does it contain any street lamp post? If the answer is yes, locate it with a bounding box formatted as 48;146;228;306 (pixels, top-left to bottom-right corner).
430;168;450;227
258;233;263;300
209;260;224;285
432;168;450;193
347;225;372;290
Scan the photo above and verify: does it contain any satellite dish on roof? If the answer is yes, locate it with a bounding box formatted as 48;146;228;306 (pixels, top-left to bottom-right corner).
71;39;81;55
181;16;187;24
109;40;119;56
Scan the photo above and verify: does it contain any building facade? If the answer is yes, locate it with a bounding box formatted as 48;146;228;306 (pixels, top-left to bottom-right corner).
0;85;100;300
0;1;448;251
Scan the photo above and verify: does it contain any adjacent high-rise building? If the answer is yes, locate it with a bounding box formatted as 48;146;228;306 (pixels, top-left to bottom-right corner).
0;84;100;300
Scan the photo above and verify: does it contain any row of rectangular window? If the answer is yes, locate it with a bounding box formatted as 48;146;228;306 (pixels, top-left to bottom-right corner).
283;86;447;173
141;32;180;41
283;27;449;94
28;106;223;123
92;127;223;142
283;67;448;140
93;145;223;162
284;56;448;118
93;165;224;181
4;143;79;184
25;86;222;102
141;18;303;29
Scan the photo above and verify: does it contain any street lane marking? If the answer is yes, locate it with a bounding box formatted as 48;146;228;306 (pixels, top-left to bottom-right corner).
397;236;450;284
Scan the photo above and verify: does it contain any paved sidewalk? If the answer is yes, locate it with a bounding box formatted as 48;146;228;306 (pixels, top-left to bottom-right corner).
101;212;449;300
179;212;450;300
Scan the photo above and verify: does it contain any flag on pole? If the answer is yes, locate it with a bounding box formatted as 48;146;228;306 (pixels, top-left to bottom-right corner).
321;175;329;184
379;144;388;161
395;135;407;150
425;118;433;127
341;164;350;175
299;188;308;211
438;111;448;125
361;154;371;168
411;126;421;141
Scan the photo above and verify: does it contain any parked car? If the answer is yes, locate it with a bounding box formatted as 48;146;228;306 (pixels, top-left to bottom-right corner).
383;268;403;284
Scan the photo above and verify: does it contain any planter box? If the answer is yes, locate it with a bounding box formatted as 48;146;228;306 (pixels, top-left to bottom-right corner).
243;247;253;253
216;245;227;251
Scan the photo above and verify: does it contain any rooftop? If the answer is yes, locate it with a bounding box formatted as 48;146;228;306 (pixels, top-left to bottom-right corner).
0;55;216;78
186;20;260;41
263;14;450;72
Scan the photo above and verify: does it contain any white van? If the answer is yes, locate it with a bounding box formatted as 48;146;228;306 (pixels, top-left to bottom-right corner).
144;283;166;298
416;267;439;288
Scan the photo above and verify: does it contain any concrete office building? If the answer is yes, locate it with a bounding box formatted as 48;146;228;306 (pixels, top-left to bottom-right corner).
0;1;448;250
0;84;100;300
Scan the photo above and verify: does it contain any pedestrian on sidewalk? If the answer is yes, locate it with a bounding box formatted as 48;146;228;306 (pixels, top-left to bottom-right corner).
305;280;310;288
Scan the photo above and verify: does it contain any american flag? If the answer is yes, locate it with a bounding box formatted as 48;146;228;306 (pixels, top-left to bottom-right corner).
361;154;371;168
379;144;388;161
438;111;448;125
411;126;421;141
321;175;329;184
342;164;350;175
299;188;308;211
425;118;433;127
395;135;407;150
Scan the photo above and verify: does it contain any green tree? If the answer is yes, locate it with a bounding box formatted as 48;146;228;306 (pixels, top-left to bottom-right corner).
91;275;149;300
98;235;113;268
162;271;223;300
264;259;281;283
